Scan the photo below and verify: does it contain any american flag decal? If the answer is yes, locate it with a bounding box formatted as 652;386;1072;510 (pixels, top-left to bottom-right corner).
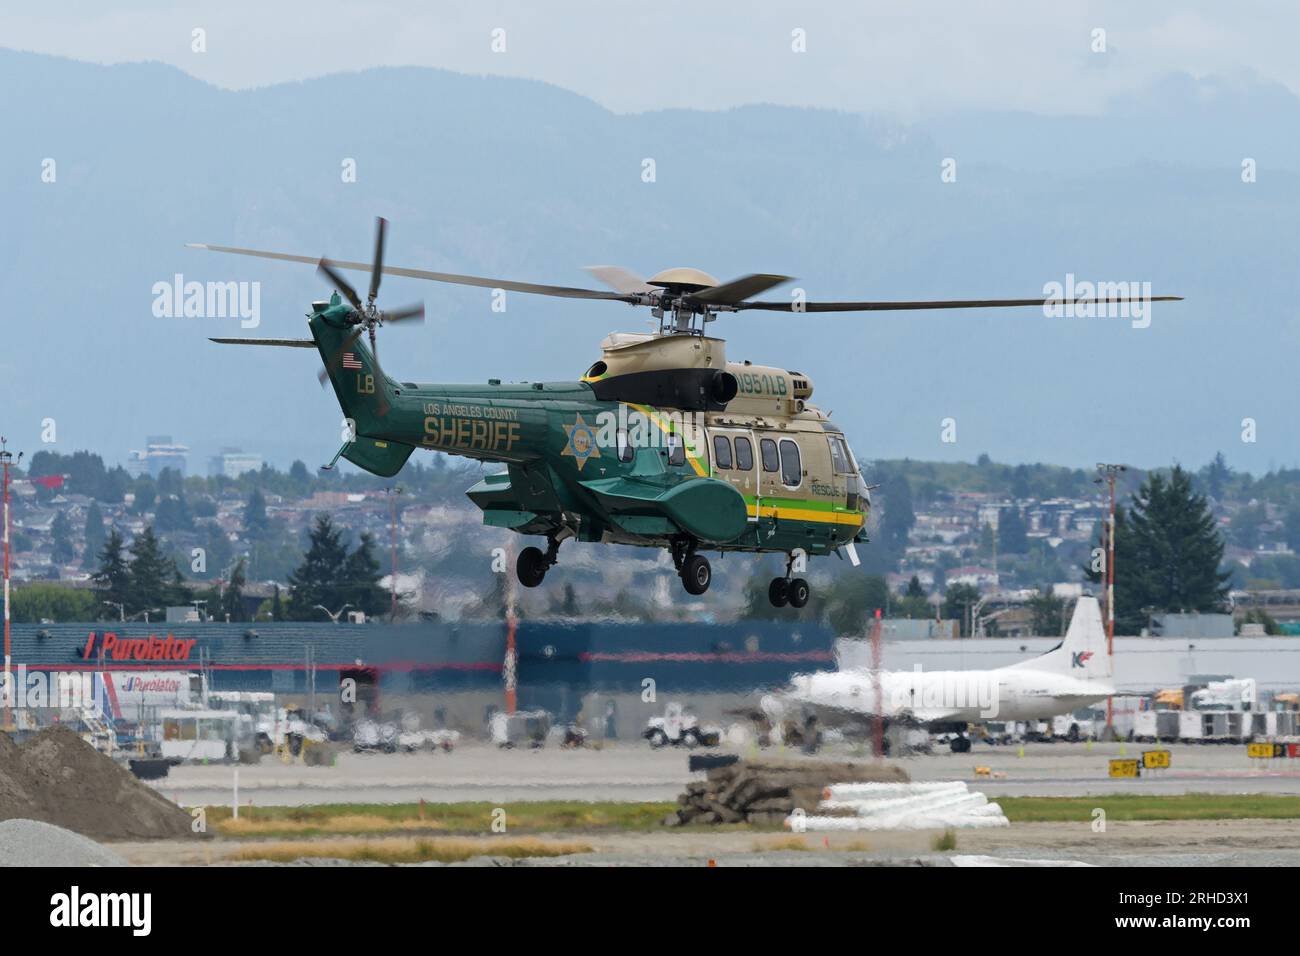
342;352;362;369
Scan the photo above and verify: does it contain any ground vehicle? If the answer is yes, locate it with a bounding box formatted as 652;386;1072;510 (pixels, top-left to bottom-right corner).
1052;707;1106;741
396;712;460;752
159;708;240;762
352;717;398;752
644;703;720;748
207;691;281;753
489;710;552;748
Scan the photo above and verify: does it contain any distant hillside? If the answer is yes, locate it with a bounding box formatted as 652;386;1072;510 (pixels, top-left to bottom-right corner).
2;50;1298;476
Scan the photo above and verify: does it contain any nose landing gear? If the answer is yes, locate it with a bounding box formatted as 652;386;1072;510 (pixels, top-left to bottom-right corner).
768;554;811;608
516;535;564;588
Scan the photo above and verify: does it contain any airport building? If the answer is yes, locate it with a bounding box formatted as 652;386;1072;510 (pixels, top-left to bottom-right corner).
6;620;836;736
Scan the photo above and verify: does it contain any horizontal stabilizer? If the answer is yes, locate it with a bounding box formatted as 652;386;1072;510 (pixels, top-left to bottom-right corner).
341;437;414;478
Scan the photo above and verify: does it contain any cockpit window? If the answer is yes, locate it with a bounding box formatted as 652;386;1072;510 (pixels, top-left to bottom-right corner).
779;439;801;487
829;436;855;475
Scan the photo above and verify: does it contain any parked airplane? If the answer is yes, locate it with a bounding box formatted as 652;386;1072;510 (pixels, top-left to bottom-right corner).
761;596;1114;752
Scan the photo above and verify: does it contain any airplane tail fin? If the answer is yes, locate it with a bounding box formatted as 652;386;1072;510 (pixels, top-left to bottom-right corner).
1015;595;1113;683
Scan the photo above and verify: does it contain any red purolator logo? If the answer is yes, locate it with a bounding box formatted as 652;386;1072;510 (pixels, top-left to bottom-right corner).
82;632;197;662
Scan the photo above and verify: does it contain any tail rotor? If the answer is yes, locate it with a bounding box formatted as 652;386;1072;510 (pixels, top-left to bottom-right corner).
315;217;425;415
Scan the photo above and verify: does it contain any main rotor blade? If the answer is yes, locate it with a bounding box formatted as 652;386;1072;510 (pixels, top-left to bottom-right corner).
317;258;364;312
382;302;425;324
687;273;793;306
318;325;366;386
209;337;316;348
584;265;654;295
369;216;387;305
188;243;637;302
735;295;1184;313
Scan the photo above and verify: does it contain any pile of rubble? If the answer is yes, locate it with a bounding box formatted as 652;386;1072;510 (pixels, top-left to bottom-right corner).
666;757;909;826
0;727;195;841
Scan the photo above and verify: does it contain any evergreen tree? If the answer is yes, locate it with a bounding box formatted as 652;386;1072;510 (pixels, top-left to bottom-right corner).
343;532;387;617
130;478;157;515
878;468;915;555
49;511;74;564
199;521;234;580
91;529;131;619
824;575;890;635
1286;505;1300;553
287;515;349;619
943;582;982;637
997;507;1028;555
1028;586;1068;637
127;525;186;616
1202;451;1231;501
221;558;248;622
83;502;106;567
244;488;270;540
1087;466;1230;632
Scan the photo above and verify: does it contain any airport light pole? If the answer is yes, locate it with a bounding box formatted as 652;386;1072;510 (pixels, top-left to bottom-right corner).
385;486;402;622
0;439;17;731
1096;463;1126;737
504;543;518;716
871;607;883;759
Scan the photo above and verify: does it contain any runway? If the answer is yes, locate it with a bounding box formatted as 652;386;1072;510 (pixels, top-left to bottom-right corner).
149;740;1300;807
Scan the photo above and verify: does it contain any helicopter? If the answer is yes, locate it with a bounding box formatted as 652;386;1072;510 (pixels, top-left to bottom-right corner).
190;218;1178;605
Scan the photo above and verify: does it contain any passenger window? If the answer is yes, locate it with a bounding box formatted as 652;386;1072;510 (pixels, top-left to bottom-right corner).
760;438;779;472
712;434;733;470
734;436;754;471
779;439;801;487
666;433;685;466
828;436;850;474
616;431;634;463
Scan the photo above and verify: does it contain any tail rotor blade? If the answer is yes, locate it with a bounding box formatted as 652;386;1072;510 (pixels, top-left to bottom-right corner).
318;258;363;312
369;216;388;306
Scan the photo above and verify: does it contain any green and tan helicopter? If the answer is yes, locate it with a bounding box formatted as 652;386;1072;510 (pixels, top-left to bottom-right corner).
192;218;1177;605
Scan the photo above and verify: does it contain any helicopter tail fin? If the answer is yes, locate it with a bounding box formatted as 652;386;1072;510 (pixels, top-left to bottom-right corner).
310;314;396;432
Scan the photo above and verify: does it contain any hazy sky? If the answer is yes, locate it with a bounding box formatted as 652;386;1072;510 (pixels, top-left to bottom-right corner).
5;1;1294;116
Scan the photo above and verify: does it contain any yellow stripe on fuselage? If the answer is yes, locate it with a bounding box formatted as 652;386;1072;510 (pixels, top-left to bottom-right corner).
748;503;865;527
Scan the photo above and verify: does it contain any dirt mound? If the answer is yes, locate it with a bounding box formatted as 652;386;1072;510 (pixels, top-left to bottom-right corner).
0;726;194;841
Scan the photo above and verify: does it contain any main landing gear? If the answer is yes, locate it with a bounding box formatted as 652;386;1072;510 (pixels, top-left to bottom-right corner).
516;536;563;588
671;538;711;596
768;555;810;609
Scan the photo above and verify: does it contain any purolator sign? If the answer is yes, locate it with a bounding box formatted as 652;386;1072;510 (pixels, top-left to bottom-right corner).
81;632;197;662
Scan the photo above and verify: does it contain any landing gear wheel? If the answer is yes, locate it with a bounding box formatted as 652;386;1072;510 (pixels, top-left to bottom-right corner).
768;577;790;607
949;735;971;754
516;546;548;588
787;578;810;608
681;554;711;595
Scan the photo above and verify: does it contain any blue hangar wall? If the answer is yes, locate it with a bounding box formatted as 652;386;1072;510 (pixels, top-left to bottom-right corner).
7;619;835;711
